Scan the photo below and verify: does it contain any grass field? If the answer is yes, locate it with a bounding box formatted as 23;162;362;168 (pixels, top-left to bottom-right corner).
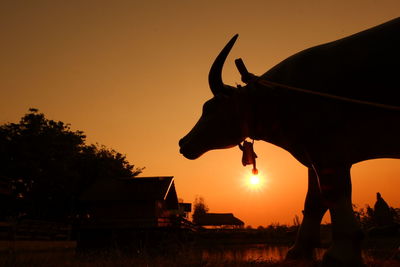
0;240;399;267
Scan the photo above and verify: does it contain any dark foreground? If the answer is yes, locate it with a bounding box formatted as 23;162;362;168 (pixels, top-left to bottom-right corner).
0;252;399;267
0;240;399;267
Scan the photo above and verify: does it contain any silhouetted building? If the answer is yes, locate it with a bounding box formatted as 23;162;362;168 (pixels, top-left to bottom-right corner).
76;176;193;250
178;203;192;219
78;176;188;229
197;213;244;229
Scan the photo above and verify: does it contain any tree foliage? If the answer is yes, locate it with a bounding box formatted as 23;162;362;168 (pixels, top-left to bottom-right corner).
192;196;209;225
0;109;143;220
354;204;400;230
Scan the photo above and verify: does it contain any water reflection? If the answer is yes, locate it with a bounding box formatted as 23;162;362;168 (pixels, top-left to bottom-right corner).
202;244;325;262
202;245;316;262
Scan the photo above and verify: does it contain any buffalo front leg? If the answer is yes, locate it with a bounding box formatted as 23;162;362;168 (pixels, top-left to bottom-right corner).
318;166;364;266
286;168;328;259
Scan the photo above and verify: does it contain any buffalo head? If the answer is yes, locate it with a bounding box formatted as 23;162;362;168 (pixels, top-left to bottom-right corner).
179;35;254;159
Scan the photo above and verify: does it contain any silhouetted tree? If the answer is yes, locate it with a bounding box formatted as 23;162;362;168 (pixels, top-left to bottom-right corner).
392;207;400;224
0;109;143;220
192;196;209;225
354;203;400;230
353;204;375;230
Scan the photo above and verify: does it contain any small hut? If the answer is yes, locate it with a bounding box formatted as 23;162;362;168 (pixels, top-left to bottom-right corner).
197;213;244;229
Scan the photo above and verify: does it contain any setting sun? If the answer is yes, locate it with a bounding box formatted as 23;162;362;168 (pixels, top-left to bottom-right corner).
246;174;265;191
249;175;260;185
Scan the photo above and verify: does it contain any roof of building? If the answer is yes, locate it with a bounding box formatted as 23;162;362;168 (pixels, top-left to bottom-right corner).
197;213;244;226
79;176;175;202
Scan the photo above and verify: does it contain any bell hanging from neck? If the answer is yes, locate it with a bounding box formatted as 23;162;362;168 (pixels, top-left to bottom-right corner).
239;140;258;175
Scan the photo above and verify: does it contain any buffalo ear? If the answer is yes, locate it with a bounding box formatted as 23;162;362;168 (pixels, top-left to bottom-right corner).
235;58;258;84
208;34;238;96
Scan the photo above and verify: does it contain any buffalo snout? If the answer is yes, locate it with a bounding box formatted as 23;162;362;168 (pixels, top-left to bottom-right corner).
178;135;203;160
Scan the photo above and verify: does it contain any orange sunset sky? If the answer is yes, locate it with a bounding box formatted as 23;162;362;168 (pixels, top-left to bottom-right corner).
1;1;399;227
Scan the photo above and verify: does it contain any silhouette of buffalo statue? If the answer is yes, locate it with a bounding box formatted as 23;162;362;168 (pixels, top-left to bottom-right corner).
179;17;400;266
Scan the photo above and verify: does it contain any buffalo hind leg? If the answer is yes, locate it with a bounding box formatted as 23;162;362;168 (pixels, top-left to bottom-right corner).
318;166;364;267
286;168;328;260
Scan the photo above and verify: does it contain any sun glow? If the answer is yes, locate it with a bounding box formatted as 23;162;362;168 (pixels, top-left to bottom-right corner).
246;173;265;191
249;175;260;186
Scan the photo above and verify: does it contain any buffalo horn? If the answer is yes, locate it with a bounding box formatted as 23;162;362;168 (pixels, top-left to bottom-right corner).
208;34;239;95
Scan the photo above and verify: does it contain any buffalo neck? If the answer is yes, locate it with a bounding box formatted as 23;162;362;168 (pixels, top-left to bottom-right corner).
243;83;296;150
